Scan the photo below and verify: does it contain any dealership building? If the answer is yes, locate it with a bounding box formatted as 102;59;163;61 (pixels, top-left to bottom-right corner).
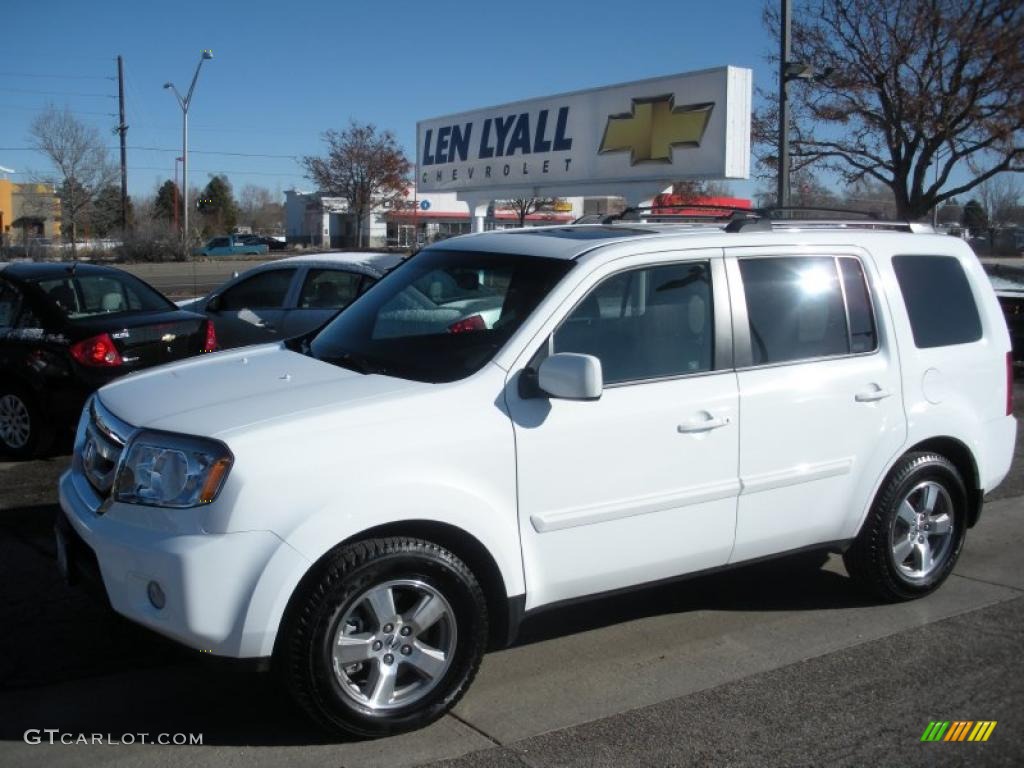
284;187;590;248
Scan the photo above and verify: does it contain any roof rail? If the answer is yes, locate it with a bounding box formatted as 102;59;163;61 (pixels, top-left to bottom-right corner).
602;203;754;223
596;203;934;233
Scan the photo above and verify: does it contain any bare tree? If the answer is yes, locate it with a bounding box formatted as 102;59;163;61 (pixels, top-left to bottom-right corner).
669;180;734;201
935;199;964;226
302;121;410;248
755;0;1024;219
238;184;284;233
756;168;839;209
976;173;1023;227
495;198;558;227
28;106;117;256
842;178;898;219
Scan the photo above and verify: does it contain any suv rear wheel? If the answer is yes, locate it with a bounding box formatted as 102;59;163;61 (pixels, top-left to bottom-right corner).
278;537;488;737
844;452;967;602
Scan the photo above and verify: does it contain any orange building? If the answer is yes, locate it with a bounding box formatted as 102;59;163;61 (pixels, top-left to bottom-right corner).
0;178;62;245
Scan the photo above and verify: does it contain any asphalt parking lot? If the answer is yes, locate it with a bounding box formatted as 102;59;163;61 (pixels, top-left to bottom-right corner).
117;257;276;299
0;381;1021;767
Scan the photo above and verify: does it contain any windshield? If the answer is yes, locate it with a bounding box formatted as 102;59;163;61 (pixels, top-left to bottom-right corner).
307;249;573;382
33;272;175;319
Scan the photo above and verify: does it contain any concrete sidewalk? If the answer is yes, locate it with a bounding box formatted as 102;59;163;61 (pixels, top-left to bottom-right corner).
428;595;1024;768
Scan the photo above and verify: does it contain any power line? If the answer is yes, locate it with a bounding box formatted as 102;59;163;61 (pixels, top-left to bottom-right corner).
6;166;301;178
128;145;299;159
144;124;307;138
0;71;113;81
0;87;114;98
0;105;117;117
134;165;300;178
0;145;300;160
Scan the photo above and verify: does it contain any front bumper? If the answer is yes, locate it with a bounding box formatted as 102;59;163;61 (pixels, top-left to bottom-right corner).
58;469;310;657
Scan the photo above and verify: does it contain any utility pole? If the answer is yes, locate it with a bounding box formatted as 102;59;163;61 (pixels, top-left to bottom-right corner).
777;0;791;208
116;55;129;231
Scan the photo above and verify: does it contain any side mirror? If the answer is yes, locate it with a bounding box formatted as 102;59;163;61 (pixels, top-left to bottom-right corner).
536;353;603;400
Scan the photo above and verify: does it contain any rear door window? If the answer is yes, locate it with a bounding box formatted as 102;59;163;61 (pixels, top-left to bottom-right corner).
892;255;982;348
218;269;296;310
298;269;363;309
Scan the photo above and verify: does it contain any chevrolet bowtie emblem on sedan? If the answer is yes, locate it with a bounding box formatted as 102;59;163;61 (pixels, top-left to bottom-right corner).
599;95;714;164
161;333;176;343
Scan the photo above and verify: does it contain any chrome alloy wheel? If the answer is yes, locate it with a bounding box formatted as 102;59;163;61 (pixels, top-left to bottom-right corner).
890;480;955;581
331;579;457;712
0;394;31;450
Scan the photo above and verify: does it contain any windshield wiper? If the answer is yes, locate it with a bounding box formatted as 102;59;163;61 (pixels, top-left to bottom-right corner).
320;350;388;375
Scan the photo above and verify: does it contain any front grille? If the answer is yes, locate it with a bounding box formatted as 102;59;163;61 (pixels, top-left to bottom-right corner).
82;399;129;497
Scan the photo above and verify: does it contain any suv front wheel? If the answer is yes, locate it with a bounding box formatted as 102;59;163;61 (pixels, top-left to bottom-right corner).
278;537;488;737
844;452;967;602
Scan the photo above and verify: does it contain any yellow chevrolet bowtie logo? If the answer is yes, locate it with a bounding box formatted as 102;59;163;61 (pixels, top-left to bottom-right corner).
599;95;714;164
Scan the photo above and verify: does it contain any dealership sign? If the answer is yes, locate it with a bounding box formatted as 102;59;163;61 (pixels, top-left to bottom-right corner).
417;66;751;196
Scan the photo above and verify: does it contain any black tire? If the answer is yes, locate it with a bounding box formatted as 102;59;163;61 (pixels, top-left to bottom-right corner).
0;381;53;460
277;537;488;738
844;452;967;602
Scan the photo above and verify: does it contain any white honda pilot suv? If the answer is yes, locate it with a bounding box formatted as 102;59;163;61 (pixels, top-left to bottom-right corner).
57;220;1016;736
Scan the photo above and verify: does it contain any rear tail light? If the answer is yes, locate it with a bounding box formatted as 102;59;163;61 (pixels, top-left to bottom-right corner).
447;314;486;334
203;320;217;352
1008;351;1015;417
70;333;123;367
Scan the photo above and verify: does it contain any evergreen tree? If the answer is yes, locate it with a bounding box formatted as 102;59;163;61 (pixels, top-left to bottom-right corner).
961;199;989;234
89;184;131;237
153;180;181;224
197;175;238;236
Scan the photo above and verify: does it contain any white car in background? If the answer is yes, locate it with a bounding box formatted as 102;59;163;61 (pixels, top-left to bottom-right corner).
57;220;1015;737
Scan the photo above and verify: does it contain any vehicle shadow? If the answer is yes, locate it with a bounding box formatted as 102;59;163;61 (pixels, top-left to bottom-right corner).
0;512;869;747
512;549;872;647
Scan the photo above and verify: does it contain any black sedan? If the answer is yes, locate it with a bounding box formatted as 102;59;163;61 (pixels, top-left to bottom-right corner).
0;262;216;458
238;234;287;251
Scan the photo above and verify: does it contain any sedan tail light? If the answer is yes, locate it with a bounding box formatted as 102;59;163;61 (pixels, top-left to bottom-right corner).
70;333;124;367
203;320;218;352
447;314;486;334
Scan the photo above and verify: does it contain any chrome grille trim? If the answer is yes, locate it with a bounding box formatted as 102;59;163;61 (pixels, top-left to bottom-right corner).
81;398;134;498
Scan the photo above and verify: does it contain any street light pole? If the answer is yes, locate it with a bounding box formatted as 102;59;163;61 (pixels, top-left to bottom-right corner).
164;50;213;255
777;0;792;208
173;156;183;232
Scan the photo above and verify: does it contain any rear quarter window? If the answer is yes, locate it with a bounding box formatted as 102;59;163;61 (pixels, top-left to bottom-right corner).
892;255;982;348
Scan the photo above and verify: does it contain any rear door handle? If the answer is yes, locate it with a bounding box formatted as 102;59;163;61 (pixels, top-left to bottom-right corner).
677;415;731;433
855;386;893;402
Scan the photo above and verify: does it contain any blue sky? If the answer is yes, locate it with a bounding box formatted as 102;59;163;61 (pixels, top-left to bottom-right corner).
2;0;779;201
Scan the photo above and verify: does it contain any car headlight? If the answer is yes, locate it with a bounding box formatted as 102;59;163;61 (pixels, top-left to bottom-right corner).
114;431;233;508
